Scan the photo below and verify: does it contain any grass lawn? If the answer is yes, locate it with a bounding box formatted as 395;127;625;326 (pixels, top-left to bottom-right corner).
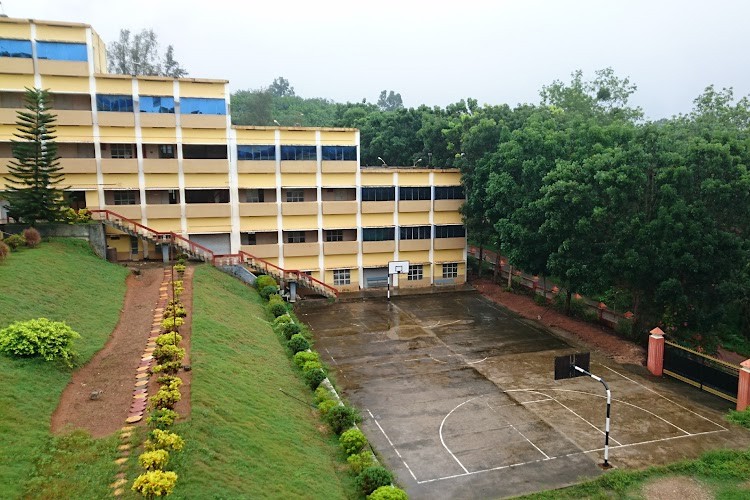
0;238;129;498
169;265;354;498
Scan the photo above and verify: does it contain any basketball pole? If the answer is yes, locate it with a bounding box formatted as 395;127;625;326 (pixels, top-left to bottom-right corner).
573;365;612;468
387;273;391;301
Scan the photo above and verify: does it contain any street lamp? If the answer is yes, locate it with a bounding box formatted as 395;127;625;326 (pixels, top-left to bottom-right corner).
377;156;387;166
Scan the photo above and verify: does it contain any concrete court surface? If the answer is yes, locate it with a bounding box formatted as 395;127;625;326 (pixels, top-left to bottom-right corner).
299;291;750;499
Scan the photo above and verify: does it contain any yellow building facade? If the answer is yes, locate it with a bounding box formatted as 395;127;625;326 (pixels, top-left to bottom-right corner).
0;16;466;292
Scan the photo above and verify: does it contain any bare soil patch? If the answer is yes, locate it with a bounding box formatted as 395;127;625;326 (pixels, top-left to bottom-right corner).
472;278;646;365
641;476;713;500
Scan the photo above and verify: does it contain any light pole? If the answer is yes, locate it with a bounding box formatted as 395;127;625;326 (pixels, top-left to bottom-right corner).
377;156;387;167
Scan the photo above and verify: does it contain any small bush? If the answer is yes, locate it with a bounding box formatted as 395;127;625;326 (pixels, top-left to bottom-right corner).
302;360;324;373
317;399;337;416
157;374;182;390
268;293;284;303
615;318;635;339
287;333;310;354
281;322;301;340
340;428;368;456
131;470;177;497
155;333;182;347
255;274;277;291
294;350;320;368
23;227;41;248
173;263;186;274
369;485;409;500
0;241;9;262
304;368;327;390
260;284;279;300
0;318;80;367
314;386;332;404
153;344;185;364
325;405;361;434
138;449;169;471
5;233;24;251
356;466;394;496
164;303;186;319
152;361;182;375
149;386;181;410
147;408;179;429
145;429;185;452
347;451;374;475
273;314;293;330
268;301;287;317
161;316;184;332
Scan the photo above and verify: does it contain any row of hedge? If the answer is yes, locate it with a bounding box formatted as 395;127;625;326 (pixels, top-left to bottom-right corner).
132;260;188;497
256;275;408;499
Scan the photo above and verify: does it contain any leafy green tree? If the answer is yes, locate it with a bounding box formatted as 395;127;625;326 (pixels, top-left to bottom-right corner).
231;89;273;125
3;88;66;224
269;76;295;97
377;90;403;111
108;28;187;77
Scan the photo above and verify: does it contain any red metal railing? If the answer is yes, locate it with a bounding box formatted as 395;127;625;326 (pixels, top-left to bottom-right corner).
90;209;338;297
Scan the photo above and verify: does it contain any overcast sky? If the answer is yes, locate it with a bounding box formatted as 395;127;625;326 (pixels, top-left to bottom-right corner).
8;0;750;119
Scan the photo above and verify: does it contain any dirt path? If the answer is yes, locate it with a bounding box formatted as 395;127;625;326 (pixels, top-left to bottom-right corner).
51;266;175;437
472;277;646;365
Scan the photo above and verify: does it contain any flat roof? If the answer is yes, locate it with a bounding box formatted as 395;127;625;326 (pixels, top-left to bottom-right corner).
360;167;460;173
94;73;229;85
0;16;91;29
233;125;358;132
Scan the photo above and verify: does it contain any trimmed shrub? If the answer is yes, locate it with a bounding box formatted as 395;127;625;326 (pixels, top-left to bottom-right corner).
147;408;179;429
347;451;374;475
153;344;185;364
294;350;320;368
273;314;293;329
268;293;284;303
173;263;186;274
325;405;361;434
317;399;337;416
287;333;310;354
161;316;184;332
0;318;80;367
152;361;182;375
157;374;182;390
304;368;326;390
314;385;332;404
260;284;279;300
268;301;287;317
281;321;301;340
255;274;277;291
145;429;185;452
340;428;368;456
302;360;324;373
5;233;24;251
155;333;182;347
356;466;394;496
149;386;181;410
138;449;169;471
164;302;186;319
369;485;409;500
0;241;9;262
132;470;177;497
23;227;41;248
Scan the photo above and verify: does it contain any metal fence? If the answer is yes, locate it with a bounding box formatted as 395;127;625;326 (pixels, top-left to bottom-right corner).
663;340;739;403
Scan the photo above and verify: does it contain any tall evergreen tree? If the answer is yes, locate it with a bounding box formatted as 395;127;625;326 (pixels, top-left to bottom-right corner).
3;88;65;224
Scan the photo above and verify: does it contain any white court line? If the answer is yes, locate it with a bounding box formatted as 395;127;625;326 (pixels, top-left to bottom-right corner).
467;356;488;365
366;409;418;482
598;364;728;431
510;423;550;460
324;348;338;365
439;398;477;474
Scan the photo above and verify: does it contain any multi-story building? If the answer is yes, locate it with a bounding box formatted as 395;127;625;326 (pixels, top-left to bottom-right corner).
0;16;466;292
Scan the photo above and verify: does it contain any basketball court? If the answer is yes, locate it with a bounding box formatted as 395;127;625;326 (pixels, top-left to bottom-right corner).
298;291;750;499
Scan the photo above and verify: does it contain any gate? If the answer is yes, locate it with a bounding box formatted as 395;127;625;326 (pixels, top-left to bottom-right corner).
663;340;739;403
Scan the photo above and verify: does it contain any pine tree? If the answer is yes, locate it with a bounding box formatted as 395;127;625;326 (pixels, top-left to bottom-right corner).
3;87;66;224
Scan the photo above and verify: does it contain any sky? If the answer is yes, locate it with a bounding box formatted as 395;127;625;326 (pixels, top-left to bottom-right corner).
7;0;750;120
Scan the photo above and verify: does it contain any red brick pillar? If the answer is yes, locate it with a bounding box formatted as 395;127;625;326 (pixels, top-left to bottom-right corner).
736;360;750;411
647;327;665;376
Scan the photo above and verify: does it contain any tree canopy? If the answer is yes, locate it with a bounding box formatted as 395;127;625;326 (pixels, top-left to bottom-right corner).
108;29;188;77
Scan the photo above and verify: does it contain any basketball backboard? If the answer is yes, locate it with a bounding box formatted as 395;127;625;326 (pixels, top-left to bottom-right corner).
388;260;410;275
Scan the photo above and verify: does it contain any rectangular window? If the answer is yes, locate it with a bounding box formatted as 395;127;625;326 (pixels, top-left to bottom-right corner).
399;187;431;201
363;227;395;241
246;189;264;203
325;230;343;242
113;191;137;205
400;226;431;240
435;225;466;238
361;187;395;202
140;96;175;113
110;144;134;159
237;145;275;161
287;231;305;244
286;189;304;203
280;145;317;161
408;265;423;281
240;233;257;245
158;145;175;159
435;186;465;200
36;41;87;61
333;269;351;286
181;97;226;115
130;236;139;254
321;145;357;161
442;263;458;279
96;94;134;112
0;38;32;58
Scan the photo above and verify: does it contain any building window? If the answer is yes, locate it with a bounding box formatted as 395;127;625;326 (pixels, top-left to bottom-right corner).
130;236;139;255
399;187;431;201
361;187;395;202
286;189;304;203
435;186;465;200
96;94;134;112
246;189;264;203
0;39;32;58
408;265;423;281
280;145;316;161
287;231;305;244
113;191;137;205
321;145;357;161
237;145;275;161
240;233;257;245
158;145;175;159
435;225;466;238
363;227;395;241
333;269;351;285
181;97;226;115
184;189;230;203
110;144;134;159
36;41;87;61
442;263;458;279
140;96;175;113
400;226;431;240
325;230;343;242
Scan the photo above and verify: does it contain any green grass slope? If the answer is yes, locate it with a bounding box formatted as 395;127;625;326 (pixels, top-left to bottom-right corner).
172;265;352;498
0;239;129;498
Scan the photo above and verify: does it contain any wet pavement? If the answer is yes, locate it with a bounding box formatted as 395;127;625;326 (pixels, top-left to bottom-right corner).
299;291;750;499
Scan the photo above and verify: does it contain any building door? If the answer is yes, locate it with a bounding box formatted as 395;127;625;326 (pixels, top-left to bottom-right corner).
362;267;389;288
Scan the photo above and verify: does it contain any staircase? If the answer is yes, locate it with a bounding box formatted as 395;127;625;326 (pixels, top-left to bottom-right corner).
91;209;338;299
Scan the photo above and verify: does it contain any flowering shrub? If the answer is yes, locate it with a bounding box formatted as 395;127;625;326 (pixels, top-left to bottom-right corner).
157;374;182;390
23;227;41;248
147;408;179;429
0;318;80;367
340;428;368;456
161;317;184;332
174;263;186;275
155;333;182;347
132;470;177;497
138;449;169;471
153;344;185;364
149;386;181;410
145;429;185;452
152;361;182;375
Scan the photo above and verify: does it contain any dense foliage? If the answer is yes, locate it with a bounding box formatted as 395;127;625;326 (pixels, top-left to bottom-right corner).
0;318;80;366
